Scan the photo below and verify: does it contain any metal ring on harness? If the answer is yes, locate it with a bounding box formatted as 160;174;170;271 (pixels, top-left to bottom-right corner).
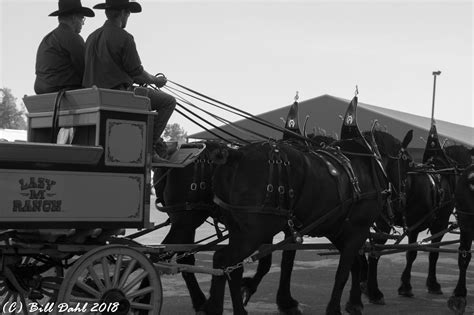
278;186;285;194
267;184;274;193
190;183;198;191
200;182;206;190
288;189;295;198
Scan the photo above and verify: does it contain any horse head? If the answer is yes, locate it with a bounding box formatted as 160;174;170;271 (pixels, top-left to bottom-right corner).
444;144;474;169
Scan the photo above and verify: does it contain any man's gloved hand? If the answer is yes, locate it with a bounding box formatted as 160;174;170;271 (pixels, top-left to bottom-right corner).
153;75;167;88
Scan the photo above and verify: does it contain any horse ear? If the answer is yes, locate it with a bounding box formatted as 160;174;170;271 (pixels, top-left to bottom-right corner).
402;129;413;148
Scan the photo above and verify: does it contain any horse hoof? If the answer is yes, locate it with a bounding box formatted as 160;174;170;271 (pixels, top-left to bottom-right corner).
345;302;363;315
279;306;303;315
241;287;251;306
428;288;443;295
447;296;466;315
369;297;385;305
398;288;414;297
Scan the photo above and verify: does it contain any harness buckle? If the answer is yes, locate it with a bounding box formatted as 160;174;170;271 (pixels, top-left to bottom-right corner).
278;186;285;194
199;182;207;190
190;183;197;191
287;219;294;228
266;184;274;193
288;189;295;198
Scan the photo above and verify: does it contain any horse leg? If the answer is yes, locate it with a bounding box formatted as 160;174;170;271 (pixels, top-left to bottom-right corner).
199;246;231;315
201;226;273;315
358;253;368;296
241;240;272;306
326;230;367;315
398;232;419;297
426;233;444;294
277;249;301;315
448;229;472;315
366;251;385;304
365;219;390;304
162;215;207;311
345;256;364;315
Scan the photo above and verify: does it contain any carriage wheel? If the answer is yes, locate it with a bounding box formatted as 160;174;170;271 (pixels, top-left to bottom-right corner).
0;255;63;315
54;245;162;315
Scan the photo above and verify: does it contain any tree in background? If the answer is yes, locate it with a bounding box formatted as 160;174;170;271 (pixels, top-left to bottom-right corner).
0;88;27;130
163;123;187;143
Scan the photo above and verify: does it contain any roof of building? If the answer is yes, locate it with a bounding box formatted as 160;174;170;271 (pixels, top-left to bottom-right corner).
189;94;473;149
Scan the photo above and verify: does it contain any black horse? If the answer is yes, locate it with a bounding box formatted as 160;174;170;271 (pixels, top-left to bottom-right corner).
398;144;473;297
198;129;402;315
358;130;414;304
360;143;473;305
154;140;312;313
153;141;225;311
448;163;474;314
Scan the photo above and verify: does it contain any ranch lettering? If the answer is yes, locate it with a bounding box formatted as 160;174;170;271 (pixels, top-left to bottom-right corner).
19;177;56;191
12;200;62;212
12;177;62;212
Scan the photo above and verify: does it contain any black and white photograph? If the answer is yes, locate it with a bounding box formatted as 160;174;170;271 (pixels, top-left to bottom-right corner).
0;0;473;314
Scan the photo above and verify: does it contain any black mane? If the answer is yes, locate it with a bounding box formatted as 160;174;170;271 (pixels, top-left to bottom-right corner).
362;130;402;157
445;144;473;167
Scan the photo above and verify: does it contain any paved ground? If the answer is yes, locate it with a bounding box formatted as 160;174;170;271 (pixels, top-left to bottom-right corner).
156;249;473;315
130;197;474;315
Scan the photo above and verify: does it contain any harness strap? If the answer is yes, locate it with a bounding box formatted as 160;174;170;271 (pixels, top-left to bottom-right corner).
316;148;362;199
264;146;276;205
214;195;289;217
310;151;346;211
188;159;200;202
248;190;381;262
156;202;215;213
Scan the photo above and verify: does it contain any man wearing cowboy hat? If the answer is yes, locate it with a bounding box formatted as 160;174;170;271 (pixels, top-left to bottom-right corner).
34;0;94;94
83;0;176;162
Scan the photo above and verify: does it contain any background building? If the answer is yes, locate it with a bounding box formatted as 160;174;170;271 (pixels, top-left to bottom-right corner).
0;128;27;142
189;94;473;161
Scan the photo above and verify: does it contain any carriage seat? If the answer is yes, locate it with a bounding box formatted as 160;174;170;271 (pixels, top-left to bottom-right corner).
0;141;103;165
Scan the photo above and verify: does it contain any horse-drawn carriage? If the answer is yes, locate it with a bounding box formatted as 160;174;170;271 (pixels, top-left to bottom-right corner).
0;80;472;315
0;86;211;314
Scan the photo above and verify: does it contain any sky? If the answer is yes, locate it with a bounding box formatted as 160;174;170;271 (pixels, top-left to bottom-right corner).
0;0;473;136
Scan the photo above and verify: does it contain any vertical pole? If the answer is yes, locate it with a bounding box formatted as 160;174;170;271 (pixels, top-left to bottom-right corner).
431;71;441;125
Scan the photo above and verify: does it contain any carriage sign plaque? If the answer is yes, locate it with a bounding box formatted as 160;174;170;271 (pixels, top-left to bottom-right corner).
0;169;144;226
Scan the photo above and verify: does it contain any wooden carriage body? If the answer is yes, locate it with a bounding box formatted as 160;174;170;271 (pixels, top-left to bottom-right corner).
0;87;155;229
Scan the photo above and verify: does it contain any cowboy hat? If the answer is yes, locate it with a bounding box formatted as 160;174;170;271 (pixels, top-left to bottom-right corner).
49;0;95;17
93;0;142;13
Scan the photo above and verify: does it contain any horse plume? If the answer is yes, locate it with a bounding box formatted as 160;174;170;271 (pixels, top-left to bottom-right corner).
282;98;302;140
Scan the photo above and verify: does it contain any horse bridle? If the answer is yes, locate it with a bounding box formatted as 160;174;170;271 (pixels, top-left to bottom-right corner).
383;147;412;213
